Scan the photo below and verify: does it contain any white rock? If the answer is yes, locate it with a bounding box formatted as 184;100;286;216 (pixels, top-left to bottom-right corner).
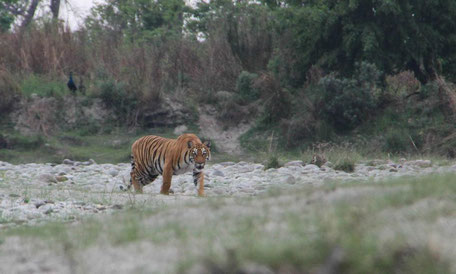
212;169;225;177
62;159;74;165
219;162;235;166
303;164;320;172
405;160;432;168
173;125;188;135
108;169;119;177
281;175;296;185
284;160;304;167
38;173;57;183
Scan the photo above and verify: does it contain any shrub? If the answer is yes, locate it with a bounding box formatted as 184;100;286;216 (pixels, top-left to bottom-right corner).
385;71;421;100
383;130;410;154
236;71;259;103
319;62;381;131
20;74;67;98
334;157;355;173
254;73;292;126
0;69;20;115
5;134;45;150
265;155;281;170
98;79;138;125
216;99;250;128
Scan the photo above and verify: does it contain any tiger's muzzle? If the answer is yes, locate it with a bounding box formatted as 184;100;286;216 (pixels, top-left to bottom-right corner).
195;163;205;170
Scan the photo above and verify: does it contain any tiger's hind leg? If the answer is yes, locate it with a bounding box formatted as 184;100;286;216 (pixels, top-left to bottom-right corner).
130;172;143;193
129;155;144;193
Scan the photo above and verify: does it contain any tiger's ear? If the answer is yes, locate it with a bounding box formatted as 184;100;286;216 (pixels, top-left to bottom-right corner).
187;141;193;148
203;140;211;149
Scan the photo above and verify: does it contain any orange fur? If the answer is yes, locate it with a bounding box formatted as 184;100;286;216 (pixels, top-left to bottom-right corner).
129;133;211;196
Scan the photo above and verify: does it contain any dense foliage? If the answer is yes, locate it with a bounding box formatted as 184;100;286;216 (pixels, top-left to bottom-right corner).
1;0;456;155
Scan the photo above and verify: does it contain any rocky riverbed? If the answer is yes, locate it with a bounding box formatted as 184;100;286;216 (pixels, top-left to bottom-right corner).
0;158;455;227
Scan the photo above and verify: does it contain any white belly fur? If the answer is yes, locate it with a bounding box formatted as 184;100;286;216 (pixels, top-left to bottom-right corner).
174;163;194;175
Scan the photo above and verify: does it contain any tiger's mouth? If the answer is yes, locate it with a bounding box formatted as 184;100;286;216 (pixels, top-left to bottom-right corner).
195;163;205;170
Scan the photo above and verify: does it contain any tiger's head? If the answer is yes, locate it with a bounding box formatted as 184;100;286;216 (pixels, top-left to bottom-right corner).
188;140;211;170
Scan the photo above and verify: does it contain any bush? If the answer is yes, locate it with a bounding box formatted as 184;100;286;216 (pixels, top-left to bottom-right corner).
334;157;355;173
319;62;381;131
385;71;421;101
4;134;45;150
0;69;20;115
98;79;138;125
20;74;67;98
236;71;259;103
216;99;250;128
383;130;410;154
265;155;281;170
254;73;292;126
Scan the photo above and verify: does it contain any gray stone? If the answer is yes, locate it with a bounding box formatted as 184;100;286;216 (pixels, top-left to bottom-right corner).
322;161;334;168
62;159;74;165
284;160;304;167
173;125;188;135
406;160;432;168
38;173;57;183
34;201;46;208
212;169;225;177
282;175;296;185
56;175;68;182
303;164;320;172
219;162;235;166
39;204;54;214
112;204;123;210
108;168;119;177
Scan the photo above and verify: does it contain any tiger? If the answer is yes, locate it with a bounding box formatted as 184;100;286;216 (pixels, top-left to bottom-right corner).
127;133;211;196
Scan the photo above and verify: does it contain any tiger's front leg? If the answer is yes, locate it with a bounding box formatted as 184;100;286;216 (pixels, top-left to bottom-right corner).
160;163;173;195
193;169;205;197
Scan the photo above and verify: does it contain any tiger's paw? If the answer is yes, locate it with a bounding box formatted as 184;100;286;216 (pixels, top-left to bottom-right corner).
160;189;174;195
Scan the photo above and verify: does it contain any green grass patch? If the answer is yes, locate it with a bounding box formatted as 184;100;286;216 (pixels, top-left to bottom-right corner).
0;128;178;164
20;74;68;98
0;175;454;272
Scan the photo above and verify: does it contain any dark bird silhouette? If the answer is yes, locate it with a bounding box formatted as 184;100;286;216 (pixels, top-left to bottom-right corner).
67;72;77;94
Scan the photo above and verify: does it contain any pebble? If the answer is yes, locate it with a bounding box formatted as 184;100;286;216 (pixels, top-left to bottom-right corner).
303;164;320;172
38;173;58;183
56;176;68;182
108;169;119;177
284;160;304;167
0;159;452;226
63;159;74;165
406;160;432;168
212;169;225;177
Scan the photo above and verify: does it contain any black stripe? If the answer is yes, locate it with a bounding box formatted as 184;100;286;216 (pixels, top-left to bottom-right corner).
193;171;201;186
184;151;189;164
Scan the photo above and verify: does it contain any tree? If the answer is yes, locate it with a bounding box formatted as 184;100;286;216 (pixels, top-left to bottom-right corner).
0;0;41;31
188;0;272;72
270;0;456;85
86;0;187;42
0;0;19;31
49;0;59;19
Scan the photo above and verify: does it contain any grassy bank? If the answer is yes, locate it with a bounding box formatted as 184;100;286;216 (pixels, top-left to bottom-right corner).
0;128;176;164
1;174;455;273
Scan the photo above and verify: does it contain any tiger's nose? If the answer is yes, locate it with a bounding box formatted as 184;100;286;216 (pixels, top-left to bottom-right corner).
196;163;205;169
